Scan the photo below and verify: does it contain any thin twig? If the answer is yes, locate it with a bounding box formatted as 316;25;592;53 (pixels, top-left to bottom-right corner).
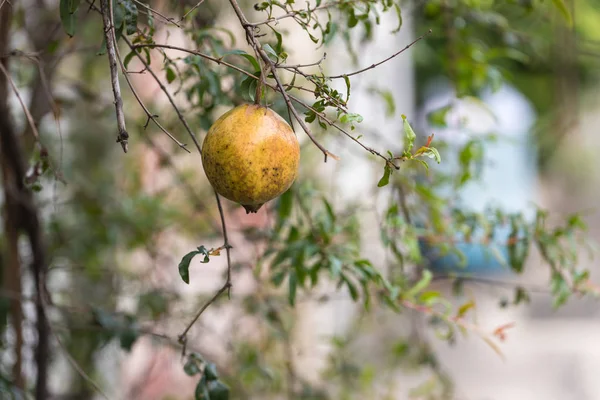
178;280;231;345
328;29;432;79
277;53;326;69
100;0;129;152
0;62;40;141
51;327;113;400
131;0;181;27
131;43;394;165
0;62;67;184
95;0;190;153
121;36;201;154
179;0;206;23
287;92;395;167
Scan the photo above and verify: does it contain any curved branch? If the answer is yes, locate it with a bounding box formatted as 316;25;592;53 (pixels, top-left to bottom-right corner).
327;29;432;79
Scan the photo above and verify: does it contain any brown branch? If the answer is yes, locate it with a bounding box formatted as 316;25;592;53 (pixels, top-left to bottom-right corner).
277;53;326;69
131;0;181;27
121;36;202;154
100;0;129;153
286;92;396;167
178;278;231;346
327;29;432;79
179;0;206;22
51;327;113;400
100;0;129;152
96;0;189;153
0;84;50;400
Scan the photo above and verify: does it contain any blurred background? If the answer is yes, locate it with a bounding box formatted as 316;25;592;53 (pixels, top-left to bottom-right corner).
2;0;600;399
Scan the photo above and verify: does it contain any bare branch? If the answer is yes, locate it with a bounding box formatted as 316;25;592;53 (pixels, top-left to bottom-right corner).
287;92;396;168
179;0;206;23
121;36;202;154
277;53;326;69
95;0;190;153
100;0;129;152
327;29;432;79
51;327;113;400
0;62;40;141
131;0;181;27
178;278;232;346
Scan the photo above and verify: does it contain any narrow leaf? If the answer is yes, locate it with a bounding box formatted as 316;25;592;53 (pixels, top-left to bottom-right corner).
377;164;392;187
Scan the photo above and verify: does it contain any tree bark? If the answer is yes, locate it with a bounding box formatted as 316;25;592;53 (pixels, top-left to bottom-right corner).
0;1;26;391
0;5;50;398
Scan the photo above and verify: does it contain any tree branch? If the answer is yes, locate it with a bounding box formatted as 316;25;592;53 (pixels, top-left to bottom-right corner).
97;0;189;153
327;29;432;79
100;0;129;152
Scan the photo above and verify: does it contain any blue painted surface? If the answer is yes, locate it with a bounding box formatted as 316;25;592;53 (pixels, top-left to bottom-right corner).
417;83;536;275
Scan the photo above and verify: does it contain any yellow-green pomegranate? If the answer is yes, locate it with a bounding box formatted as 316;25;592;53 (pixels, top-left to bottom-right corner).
201;104;300;213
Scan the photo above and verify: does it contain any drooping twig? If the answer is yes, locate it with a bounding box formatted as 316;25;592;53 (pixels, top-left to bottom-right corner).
327;29;433;79
131;0;181;27
95;0;189;153
121;36;202;154
100;0;129;152
129;43;392;166
179;0;206;22
51;327;113;400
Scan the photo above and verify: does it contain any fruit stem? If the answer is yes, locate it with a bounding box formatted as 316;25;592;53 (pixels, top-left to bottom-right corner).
254;64;264;106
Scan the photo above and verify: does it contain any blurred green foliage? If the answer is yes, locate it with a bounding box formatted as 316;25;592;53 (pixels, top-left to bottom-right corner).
1;0;599;399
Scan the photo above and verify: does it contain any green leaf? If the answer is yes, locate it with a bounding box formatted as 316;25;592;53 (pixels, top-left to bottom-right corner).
415;147;441;164
119;324;138;352
271;269;288;286
221;50;261;73
406;269;432;298
343;75;351;102
195;377;209;400
270;26;283;54
377;164;392;187
204;363;219;381
427;104;451;127
122;0;138;35
288;270;298;306
60;0;77;37
178;246;210;284
113;0;125;30
329;256;343;279
277;189;294;221
123;50;136;68
262;43;278;61
374;89;395;117
347;9;359;28
402;114;416;152
340;112;363;125
184;355;202;376
552;0;572;26
207;380;230;400
392;4;403;33
166;67;176;83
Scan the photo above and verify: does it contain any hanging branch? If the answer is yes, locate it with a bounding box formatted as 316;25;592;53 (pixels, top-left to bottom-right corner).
100;0;128;153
